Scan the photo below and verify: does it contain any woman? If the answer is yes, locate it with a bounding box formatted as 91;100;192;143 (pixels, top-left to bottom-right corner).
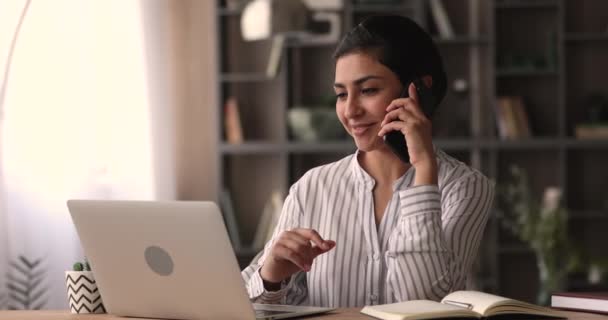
241;15;494;308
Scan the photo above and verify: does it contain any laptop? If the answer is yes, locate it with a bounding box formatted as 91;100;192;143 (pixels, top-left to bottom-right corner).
67;200;335;320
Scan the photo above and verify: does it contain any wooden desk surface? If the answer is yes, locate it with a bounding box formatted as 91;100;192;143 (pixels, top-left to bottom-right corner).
0;309;607;320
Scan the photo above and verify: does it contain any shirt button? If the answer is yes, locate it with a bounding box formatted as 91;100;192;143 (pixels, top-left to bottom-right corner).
373;253;380;261
370;294;378;301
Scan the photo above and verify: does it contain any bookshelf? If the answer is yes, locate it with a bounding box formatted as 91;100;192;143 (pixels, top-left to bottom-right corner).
214;0;608;302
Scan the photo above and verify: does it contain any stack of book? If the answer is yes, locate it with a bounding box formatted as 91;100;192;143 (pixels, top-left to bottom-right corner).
551;292;608;315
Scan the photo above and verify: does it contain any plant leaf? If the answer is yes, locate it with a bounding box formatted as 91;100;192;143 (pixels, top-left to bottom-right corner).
30;287;47;305
9;293;26;307
9;261;29;278
6;273;28;289
30;270;45;282
19;256;37;270
18;256;42;270
28;278;44;292
7;283;27;297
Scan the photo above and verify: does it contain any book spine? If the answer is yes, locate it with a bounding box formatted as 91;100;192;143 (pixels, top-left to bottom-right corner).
429;0;455;38
495;98;509;139
503;97;519;139
512;97;531;138
224;97;244;144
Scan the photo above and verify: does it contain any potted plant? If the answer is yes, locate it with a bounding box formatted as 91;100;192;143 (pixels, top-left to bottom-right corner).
497;166;580;305
65;259;105;313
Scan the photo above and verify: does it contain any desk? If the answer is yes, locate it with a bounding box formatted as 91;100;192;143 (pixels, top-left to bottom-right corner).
0;309;606;320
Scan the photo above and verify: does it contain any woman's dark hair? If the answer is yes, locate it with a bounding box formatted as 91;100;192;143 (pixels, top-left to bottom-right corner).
333;15;447;112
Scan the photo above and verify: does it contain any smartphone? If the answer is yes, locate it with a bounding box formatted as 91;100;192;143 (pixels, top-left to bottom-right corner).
383;78;435;163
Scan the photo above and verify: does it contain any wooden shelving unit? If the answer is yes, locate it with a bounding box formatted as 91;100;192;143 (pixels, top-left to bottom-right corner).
215;0;608;302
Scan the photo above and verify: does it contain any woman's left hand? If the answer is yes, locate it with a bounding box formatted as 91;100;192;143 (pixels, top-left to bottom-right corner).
377;82;437;184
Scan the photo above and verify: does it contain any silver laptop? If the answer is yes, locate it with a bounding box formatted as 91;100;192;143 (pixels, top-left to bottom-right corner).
67;200;334;320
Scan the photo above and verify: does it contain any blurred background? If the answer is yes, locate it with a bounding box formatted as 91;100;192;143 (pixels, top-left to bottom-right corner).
0;0;607;310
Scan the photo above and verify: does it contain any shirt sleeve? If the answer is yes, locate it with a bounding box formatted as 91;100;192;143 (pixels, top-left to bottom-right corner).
385;172;494;302
241;185;310;305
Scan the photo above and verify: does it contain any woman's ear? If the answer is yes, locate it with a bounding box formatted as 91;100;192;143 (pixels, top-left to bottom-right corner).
422;75;433;89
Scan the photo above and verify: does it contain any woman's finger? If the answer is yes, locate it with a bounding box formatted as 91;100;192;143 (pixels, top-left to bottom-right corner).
386;98;411;112
381;107;418;127
281;230;313;247
408;82;418;104
279;237;314;262
386;100;424;121
292;228;332;250
377;120;406;137
273;243;311;271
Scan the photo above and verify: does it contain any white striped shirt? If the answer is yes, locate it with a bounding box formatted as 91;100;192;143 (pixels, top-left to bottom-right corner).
242;148;494;307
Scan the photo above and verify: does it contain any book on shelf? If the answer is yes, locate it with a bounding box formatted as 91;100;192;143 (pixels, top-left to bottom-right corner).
551;292;608;315
361;290;562;320
219;188;242;249
266;35;285;78
575;124;608;139
224;96;244;144
511;96;531;137
429;0;455;39
251;190;284;250
495;96;531;139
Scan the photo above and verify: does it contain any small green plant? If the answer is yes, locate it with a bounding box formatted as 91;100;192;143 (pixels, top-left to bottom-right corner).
72;258;91;271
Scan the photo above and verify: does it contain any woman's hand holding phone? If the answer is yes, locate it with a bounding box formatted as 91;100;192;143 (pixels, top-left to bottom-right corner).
260;228;335;288
377;82;438;185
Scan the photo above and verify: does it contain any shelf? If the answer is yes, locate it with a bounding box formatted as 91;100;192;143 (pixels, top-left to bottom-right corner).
220;139;484;155
435;139;477;150
434;36;491;46
217;7;242;16
221;142;288;154
286;39;338;48
483;138;564;149
496;68;559;77
565;33;608;43
495;0;559;10
220;141;356;154
220;73;272;82
565;139;608;149
220;138;608;155
488;138;608;149
350;3;414;13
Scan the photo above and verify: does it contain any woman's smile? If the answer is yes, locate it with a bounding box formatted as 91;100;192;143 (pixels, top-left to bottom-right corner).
350;122;376;136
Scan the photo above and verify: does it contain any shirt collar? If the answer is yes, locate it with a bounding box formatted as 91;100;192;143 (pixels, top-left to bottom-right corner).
350;150;375;188
350;149;415;191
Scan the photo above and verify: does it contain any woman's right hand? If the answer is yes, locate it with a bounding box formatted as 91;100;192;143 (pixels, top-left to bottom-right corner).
260;228;335;284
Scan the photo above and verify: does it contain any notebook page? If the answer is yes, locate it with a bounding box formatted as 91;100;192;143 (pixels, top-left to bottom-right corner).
362;299;479;320
441;291;510;315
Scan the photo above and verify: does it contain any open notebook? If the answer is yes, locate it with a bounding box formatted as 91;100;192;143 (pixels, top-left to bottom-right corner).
361;291;563;320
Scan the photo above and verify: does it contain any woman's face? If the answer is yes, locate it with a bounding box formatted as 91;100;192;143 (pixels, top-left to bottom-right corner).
334;52;402;152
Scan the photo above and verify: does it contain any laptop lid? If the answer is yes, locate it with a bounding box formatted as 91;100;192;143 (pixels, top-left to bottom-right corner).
67;200;256;320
